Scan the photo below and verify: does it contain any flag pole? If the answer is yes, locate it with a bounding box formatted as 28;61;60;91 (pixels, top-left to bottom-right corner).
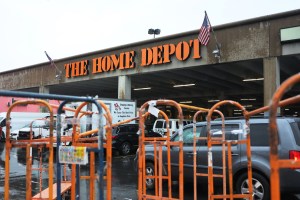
44;51;62;79
205;11;221;52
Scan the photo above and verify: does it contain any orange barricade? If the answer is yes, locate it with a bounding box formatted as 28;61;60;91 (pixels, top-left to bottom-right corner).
192;109;226;200
268;73;300;200
28;118;53;199
67;100;113;200
4;100;55;200
138;100;184;200
206;100;253;200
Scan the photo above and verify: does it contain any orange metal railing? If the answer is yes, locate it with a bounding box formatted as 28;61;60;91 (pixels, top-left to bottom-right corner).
4;100;54;200
62;100;112;200
192;109;226;200
138;99;184;200
206;100;253;200
28;118;51;199
268;73;300;200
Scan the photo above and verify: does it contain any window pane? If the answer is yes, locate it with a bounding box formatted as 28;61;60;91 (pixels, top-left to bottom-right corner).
163;122;167;128
156;121;163;128
290;122;300;146
119;126;127;133
209;124;240;145
250;123;269;146
174;126;202;144
0;118;6;127
128;125;138;132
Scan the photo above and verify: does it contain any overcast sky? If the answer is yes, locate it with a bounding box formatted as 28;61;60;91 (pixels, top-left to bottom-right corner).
1;0;299;72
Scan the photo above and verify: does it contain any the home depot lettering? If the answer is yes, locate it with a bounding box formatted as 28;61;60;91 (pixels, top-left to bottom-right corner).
64;39;201;78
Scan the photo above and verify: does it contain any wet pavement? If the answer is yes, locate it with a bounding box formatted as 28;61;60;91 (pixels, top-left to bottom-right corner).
0;143;205;199
0;144;140;199
0;143;300;199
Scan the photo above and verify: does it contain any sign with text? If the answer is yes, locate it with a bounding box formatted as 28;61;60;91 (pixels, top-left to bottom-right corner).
59;146;88;165
64;39;201;78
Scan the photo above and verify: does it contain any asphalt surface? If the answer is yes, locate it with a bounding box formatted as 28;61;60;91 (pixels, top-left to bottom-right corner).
0;143;300;199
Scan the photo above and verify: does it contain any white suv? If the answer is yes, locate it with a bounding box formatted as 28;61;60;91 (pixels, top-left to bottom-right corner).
153;119;192;137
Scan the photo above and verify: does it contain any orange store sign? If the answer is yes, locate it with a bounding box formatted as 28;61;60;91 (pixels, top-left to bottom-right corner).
64;39;201;78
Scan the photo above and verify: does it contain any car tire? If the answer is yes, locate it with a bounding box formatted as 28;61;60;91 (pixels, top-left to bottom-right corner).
145;162;155;190
120;141;131;156
235;171;270;200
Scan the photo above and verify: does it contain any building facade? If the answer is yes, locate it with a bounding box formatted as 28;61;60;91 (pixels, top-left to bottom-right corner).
0;9;299;116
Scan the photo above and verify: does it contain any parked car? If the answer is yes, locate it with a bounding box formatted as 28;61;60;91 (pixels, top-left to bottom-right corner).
112;123;161;156
135;117;300;200
0;112;49;141
152;119;192;137
17;119;51;140
16;115;71;141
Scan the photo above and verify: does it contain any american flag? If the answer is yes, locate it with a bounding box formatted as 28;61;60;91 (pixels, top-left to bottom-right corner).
198;14;211;46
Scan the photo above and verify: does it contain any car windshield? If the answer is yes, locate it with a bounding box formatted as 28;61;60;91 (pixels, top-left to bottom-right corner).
22;120;47;128
32;121;47;128
22;124;30;128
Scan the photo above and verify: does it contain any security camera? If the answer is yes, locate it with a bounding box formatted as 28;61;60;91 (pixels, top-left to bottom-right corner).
212;49;219;54
212;49;221;59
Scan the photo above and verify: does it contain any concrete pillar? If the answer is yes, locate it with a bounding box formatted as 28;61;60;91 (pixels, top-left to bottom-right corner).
39;86;50;112
86;103;93;132
39;85;50;94
118;75;131;99
263;57;280;114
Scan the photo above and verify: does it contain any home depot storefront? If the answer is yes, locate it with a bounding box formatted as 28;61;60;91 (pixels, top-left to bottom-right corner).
0;9;299;117
63;39;201;79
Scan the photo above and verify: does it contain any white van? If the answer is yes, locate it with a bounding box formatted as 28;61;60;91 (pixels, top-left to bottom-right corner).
13;119;51;140
0;112;49;141
152;119;193;137
11;114;72;141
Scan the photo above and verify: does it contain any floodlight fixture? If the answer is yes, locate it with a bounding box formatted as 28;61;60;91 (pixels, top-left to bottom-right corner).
148;28;161;38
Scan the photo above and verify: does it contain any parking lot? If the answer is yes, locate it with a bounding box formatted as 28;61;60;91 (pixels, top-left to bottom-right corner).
0;143;223;200
1;142;300;200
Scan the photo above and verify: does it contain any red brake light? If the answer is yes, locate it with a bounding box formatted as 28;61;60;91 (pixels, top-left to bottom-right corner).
289;150;300;169
289;150;300;161
112;135;118;139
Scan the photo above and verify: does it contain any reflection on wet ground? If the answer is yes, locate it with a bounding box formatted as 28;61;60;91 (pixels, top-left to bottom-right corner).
0;143;139;199
0;143;300;200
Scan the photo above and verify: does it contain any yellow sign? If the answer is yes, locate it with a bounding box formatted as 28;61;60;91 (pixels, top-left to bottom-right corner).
59;146;88;165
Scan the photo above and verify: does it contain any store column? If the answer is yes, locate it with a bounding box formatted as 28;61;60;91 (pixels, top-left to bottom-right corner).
39;85;50;94
263;57;280;114
39;85;50;112
118;75;131;99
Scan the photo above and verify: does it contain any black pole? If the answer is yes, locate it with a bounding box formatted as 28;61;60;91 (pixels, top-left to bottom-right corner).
205;11;220;51
56;99;104;200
